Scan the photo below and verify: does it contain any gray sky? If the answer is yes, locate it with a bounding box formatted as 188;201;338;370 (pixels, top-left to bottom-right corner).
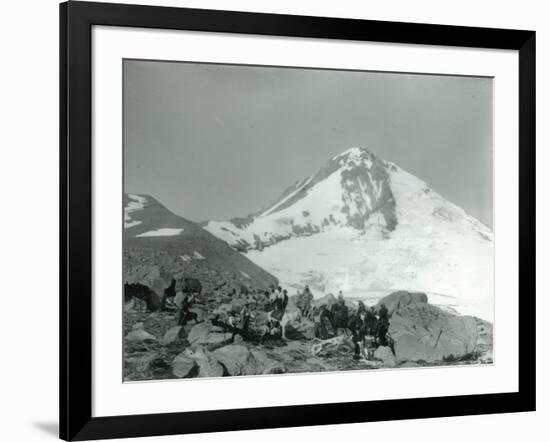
124;59;493;227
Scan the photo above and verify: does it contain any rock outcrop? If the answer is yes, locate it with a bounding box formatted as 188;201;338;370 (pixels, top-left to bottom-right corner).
389;303;478;362
373;346;397;367
376;290;428;316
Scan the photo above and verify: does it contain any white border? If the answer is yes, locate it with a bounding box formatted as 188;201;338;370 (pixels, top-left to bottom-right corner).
92;26;519;418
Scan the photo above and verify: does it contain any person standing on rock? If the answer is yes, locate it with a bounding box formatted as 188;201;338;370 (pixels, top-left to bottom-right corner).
282;289;289;312
276;286;285;311
365;306;377;336
348;310;368;360
177;293;195;326
376;303;390;347
301;285;314;319
331;292;349;332
269;287;278;310
239;304;252;340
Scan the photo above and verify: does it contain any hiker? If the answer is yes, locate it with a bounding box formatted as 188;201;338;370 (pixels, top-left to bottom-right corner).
239;304;252;340
269;287;278;309
331;292;349;332
282;289;289;312
348;310;368;360
356;300;367;315
177;293;196;326
276;286;285;311
315;305;336;339
227;312;240;339
375;303;390;347
301;285;314;319
365;306;377;336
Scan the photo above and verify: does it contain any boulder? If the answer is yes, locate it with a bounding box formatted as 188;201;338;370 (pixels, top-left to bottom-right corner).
389;303;478;363
172;353;198;378
162;325;186;345
124;351;158;378
284;318;316;340
187;322;211;345
233;334;245;345
250;349;286;375
125;328;157;343
373;346;397;368
399;361;420;368
212;345;261;376
148;357;172;378
192;347;225;378
210;345;285;376
376;290;428;316
187;322;233;349
313;293;337;309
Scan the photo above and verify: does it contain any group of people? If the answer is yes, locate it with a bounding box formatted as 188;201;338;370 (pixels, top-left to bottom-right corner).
213;304;253;341
264;286;289;313
315;292;390;359
348;301;390;360
175;281;391;361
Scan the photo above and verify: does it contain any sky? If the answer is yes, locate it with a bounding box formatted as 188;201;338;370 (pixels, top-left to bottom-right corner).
124;59;493;227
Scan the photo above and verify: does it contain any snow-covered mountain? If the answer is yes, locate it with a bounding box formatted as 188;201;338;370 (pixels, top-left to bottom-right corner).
204;147;494;320
124;194;278;290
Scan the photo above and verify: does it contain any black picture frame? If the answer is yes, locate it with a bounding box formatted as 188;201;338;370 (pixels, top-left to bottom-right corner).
59;1;536;440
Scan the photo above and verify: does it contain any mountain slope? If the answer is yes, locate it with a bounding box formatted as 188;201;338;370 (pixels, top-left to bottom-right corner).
204;147;494;320
124;194;278;290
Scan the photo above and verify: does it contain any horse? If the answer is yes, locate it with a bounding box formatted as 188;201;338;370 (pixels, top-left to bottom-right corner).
266;308;302;340
181;277;202;295
124;282;161;311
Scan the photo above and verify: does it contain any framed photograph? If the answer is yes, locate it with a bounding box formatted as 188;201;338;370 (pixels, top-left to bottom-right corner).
60;1;536;440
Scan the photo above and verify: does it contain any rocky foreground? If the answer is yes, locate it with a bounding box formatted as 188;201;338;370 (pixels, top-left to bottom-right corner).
124;290;493;381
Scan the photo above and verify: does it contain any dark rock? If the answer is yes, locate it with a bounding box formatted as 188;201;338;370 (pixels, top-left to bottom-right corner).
284;318;316;340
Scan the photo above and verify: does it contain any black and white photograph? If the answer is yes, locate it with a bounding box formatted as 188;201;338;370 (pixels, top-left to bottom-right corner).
0;0;542;440
123;59;494;381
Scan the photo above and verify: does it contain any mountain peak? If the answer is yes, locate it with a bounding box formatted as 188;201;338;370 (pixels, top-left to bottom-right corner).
333;146;371;159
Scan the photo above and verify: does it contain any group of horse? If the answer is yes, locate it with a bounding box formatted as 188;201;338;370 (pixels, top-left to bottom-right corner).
124;277;202;311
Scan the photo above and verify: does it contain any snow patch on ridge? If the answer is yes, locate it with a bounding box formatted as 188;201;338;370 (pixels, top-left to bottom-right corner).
124;194;147;229
135;228;183;237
